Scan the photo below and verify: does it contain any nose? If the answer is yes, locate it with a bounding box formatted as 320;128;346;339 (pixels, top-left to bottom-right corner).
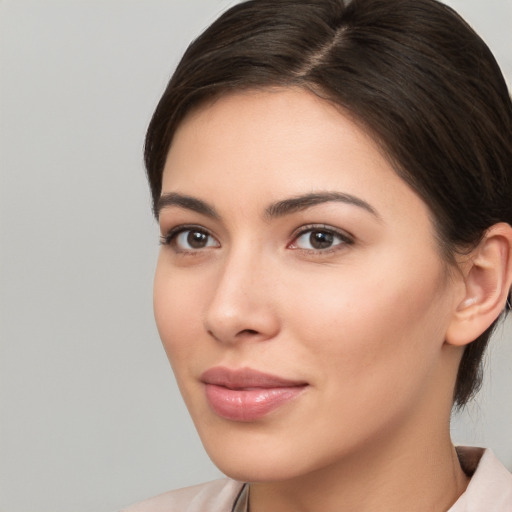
204;247;280;345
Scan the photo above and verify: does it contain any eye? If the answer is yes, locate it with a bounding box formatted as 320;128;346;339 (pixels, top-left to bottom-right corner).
161;226;220;251
289;225;353;252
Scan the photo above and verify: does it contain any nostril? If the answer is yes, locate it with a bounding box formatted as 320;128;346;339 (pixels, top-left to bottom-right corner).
239;329;259;336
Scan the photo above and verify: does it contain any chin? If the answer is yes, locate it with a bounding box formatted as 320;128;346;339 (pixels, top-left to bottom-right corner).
198;425;337;484
198;426;298;481
211;454;306;483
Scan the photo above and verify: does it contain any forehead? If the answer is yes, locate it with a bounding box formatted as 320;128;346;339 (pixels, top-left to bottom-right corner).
163;88;423;216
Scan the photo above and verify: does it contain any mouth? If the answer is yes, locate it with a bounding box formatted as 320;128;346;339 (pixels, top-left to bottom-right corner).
200;366;308;422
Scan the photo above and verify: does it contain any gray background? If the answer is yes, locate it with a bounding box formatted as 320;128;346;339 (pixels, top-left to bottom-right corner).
0;1;511;511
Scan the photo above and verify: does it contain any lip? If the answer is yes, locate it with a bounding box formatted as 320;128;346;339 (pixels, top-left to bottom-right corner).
201;367;308;422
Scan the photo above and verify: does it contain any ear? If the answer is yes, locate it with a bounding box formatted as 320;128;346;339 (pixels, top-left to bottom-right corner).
445;223;512;347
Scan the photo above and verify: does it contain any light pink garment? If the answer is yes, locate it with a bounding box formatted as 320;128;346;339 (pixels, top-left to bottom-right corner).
120;478;245;512
448;448;512;511
121;448;512;511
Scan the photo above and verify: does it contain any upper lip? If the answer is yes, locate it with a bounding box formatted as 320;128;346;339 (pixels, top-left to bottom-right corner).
201;366;308;389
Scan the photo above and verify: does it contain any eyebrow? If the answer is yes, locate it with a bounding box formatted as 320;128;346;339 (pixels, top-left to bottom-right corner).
156;191;379;220
265;192;380;219
156;192;220;219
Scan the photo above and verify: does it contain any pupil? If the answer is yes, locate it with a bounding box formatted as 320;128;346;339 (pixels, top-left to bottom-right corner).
188;231;207;248
310;231;333;249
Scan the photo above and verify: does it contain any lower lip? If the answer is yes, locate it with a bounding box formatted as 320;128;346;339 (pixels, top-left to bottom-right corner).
204;384;306;422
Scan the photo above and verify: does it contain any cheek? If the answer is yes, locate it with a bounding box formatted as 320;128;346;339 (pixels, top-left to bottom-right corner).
153;262;203;369
282;254;451;389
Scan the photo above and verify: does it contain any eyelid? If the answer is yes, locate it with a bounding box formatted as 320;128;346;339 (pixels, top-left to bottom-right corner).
288;224;354;251
160;224;220;250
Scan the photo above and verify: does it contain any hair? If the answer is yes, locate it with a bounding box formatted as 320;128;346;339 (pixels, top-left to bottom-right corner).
144;0;512;408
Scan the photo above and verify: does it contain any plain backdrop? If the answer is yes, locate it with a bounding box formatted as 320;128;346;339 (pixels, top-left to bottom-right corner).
0;1;511;511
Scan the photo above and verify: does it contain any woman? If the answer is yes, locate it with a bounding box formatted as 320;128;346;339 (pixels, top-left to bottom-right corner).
123;0;512;510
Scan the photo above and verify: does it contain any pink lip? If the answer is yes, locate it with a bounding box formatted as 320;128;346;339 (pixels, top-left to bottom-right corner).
201;367;308;422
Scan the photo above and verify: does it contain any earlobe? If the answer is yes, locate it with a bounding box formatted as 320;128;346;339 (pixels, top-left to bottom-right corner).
445;223;512;347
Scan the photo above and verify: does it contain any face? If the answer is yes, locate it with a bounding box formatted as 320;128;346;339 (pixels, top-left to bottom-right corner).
154;88;461;482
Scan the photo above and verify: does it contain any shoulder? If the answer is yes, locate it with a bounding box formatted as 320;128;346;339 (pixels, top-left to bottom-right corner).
450;447;512;511
120;478;245;512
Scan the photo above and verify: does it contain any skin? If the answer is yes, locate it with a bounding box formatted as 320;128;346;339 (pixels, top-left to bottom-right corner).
153;88;471;511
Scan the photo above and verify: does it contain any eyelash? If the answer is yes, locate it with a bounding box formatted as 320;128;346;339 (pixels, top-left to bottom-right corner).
160;224;218;252
160;224;354;254
288;224;354;253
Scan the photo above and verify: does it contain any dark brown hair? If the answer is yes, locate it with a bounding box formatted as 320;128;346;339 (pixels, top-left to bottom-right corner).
144;0;512;407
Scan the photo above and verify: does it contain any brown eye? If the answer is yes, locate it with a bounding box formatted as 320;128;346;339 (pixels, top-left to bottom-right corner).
290;226;353;252
309;231;334;249
187;230;209;248
168;228;220;251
